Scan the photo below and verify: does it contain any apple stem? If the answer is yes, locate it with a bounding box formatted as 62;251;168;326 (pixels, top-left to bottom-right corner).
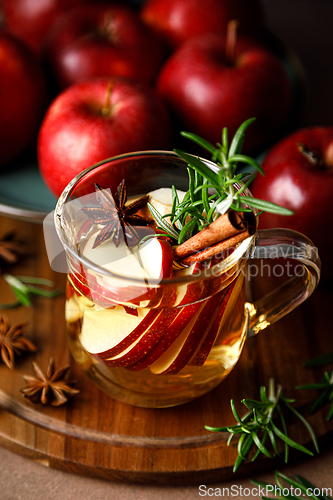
103;11;116;41
297;141;325;167
101;80;115;116
226;19;239;65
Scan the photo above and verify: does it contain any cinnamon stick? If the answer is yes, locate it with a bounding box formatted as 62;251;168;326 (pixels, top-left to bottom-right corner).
174;210;254;260
178;229;251;266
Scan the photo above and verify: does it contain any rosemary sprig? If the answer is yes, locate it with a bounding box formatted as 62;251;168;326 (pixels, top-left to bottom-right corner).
205;379;319;472
297;371;333;421
304;352;333;368
148;118;293;244
0;274;61;309
251;470;332;499
296;352;333;421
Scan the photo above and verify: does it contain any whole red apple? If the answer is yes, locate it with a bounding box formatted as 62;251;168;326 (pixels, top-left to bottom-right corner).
251;127;333;279
37;77;172;197
46;4;166;89
157;33;292;153
0;31;46;165
1;0;90;56
141;0;265;49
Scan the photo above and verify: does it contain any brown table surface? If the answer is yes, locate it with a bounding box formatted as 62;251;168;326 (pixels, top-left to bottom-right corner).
1;0;333;497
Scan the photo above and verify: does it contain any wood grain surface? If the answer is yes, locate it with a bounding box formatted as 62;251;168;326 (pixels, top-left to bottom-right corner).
0;214;333;485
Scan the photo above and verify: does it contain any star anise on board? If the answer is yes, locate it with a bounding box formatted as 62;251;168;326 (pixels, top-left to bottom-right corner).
81;180;153;248
0;232;25;271
0;314;36;369
20;357;79;406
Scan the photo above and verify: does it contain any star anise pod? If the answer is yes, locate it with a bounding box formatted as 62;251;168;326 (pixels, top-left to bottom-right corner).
20;357;79;406
81;180;153;248
0;314;36;369
0;232;25;271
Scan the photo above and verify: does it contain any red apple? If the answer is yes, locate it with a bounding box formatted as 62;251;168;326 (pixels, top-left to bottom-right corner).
37;76;172;197
251;126;333;279
1;0;90;56
157;33;292;153
141;0;265;49
0;31;46;165
46;4;166;89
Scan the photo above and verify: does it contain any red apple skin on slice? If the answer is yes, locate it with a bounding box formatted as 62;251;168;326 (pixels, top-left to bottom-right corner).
161;261;204;309
151;292;230;375
69;254;157;309
100;306;181;367
86;308;160;360
70;271;117;308
74;231;174;308
126;263;216;371
189;278;238;366
137;238;174;279
125;300;203;371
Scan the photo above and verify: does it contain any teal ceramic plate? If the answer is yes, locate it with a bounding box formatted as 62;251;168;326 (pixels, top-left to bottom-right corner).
0;32;307;224
0;157;57;222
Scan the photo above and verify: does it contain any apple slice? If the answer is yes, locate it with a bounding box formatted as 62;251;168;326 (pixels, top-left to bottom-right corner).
126;300;203;371
82;234;159;305
65;295;84;324
101;306;181;367
148;301;207;375
148;187;186;224
80;306;159;359
158;261;204;309
83;234;147;279
149;288;229;375
135;237;174;279
190;273;245;366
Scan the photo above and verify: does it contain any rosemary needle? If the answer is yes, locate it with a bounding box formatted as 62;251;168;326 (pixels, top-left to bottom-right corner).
205;379;319;472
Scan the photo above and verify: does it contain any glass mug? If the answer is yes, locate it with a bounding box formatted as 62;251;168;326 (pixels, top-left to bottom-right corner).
54;151;321;408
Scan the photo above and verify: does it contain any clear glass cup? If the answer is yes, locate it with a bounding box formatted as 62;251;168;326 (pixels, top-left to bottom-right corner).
54;151;321;408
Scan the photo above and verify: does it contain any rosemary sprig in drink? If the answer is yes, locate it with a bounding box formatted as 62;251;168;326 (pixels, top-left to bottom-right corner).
205;379;319;472
148;118;293;244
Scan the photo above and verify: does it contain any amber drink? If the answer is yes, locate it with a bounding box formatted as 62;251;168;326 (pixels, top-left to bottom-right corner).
55;152;321;408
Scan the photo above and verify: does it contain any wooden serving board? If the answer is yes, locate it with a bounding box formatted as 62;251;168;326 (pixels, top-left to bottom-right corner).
0;215;333;485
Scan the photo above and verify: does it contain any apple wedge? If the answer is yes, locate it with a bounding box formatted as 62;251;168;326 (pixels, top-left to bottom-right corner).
147;302;205;375
81;232;172;306
65;295;84;324
126;300;203;371
157;260;205;309
136;237;173;279
148;288;228;375
100;306;181;367
188;279;237;366
190;272;245;366
148;187;186;225
80;306;159;358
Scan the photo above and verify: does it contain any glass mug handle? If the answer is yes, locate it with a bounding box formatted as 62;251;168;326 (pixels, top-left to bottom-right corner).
245;228;321;337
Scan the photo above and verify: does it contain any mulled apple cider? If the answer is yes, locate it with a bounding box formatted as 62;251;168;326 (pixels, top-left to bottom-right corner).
54;128;320;408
